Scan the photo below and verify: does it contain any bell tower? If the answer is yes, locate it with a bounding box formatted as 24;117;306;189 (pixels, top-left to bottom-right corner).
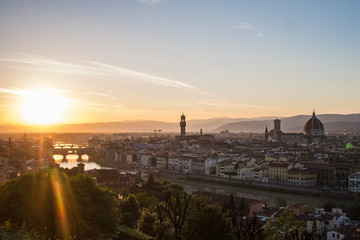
180;113;186;136
274;119;281;142
265;125;268;142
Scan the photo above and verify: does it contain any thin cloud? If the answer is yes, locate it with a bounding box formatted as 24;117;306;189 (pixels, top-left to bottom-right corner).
137;0;165;5
223;22;255;30
39;88;73;93
0;87;73;102
89;61;196;89
223;23;265;38
0;53;197;90
256;31;264;37
0;87;26;96
81;91;112;97
197;99;273;110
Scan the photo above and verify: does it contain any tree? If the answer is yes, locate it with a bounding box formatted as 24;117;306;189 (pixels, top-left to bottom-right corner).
0;168;118;239
340;199;360;221
149;156;157;167
239;198;247;216
137;208;157;237
0;221;45;240
161;191;191;240
135;192;159;209
137;205;172;240
183;205;233;240
277;197;287;207
134;174;145;189
146;173;155;191
120;194;141;228
323;199;336;212
231;210;263;240
227;194;236;212
264;210;306;240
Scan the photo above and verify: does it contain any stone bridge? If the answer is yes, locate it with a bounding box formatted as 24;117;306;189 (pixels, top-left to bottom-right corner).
53;144;97;159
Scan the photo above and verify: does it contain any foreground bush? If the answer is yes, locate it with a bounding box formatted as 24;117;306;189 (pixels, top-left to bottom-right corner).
0;168;118;239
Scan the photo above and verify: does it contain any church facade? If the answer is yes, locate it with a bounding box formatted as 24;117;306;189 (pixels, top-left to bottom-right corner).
266;111;326;144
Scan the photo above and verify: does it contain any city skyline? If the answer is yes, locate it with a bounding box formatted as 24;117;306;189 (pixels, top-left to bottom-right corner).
1;0;360;125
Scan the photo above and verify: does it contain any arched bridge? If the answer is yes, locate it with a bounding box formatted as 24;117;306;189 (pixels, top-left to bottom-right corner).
53;144;97;159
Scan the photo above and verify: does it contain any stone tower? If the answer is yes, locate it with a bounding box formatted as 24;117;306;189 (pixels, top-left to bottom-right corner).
274;119;281;142
180;113;186;136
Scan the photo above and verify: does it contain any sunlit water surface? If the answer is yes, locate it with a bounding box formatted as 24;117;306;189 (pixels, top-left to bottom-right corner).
53;154;112;171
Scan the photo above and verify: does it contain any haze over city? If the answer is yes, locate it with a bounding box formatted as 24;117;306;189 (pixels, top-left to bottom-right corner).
1;0;360;125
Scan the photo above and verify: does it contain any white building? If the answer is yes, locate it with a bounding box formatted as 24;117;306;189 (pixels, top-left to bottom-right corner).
348;172;360;192
182;158;192;174
156;156;168;170
327;230;345;240
216;160;237;178
168;157;180;172
139;154;151;167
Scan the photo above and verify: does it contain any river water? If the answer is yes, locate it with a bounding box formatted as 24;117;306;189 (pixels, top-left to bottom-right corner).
53;154;112;171
158;174;352;209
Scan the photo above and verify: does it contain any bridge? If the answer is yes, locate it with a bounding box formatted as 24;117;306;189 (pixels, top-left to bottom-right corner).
53;144;97;160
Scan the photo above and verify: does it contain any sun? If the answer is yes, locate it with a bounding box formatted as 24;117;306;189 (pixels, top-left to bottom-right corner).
21;90;68;125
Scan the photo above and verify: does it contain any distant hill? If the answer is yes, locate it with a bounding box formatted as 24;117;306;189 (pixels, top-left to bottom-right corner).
1;114;359;133
289;121;360;132
0;116;276;133
213;114;360;133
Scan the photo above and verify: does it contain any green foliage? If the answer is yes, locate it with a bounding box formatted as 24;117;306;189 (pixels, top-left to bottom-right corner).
162;191;191;240
227;194;236;212
264;210;306;240
116;225;154;240
0;221;45;240
135;175;144;188
277;197;287;207
137;204;172;240
232;214;264;240
137;208;157;237
163;182;184;193
135;192;159;209
323;199;337;212
149;156;157;167
183;204;233;240
0;168;118;239
146;173;155;191
120;194;141;228
239;198;247;216
339;199;360;221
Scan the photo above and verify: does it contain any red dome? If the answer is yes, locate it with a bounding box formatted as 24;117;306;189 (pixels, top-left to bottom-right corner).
303;111;325;136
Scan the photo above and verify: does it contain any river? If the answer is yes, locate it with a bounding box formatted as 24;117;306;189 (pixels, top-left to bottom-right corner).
53;154;113;171
156;173;352;209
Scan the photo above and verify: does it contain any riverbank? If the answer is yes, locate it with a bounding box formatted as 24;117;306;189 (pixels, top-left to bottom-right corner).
156;172;319;197
156;172;357;202
182;176;320;197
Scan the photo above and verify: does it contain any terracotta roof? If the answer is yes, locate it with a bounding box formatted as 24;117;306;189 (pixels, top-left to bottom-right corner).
334;225;360;240
269;162;291;167
288;168;316;174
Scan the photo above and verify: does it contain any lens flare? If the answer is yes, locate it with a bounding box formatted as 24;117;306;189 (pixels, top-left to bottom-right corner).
50;170;70;238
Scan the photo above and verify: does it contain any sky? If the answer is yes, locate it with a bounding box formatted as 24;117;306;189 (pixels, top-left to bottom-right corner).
0;0;359;124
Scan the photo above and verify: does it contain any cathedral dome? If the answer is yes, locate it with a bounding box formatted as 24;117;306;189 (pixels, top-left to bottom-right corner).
303;111;325;136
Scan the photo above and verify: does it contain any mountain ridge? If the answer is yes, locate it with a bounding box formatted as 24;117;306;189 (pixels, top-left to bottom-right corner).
1;113;360;133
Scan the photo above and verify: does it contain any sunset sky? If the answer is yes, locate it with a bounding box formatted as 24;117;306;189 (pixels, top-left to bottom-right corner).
0;0;359;124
